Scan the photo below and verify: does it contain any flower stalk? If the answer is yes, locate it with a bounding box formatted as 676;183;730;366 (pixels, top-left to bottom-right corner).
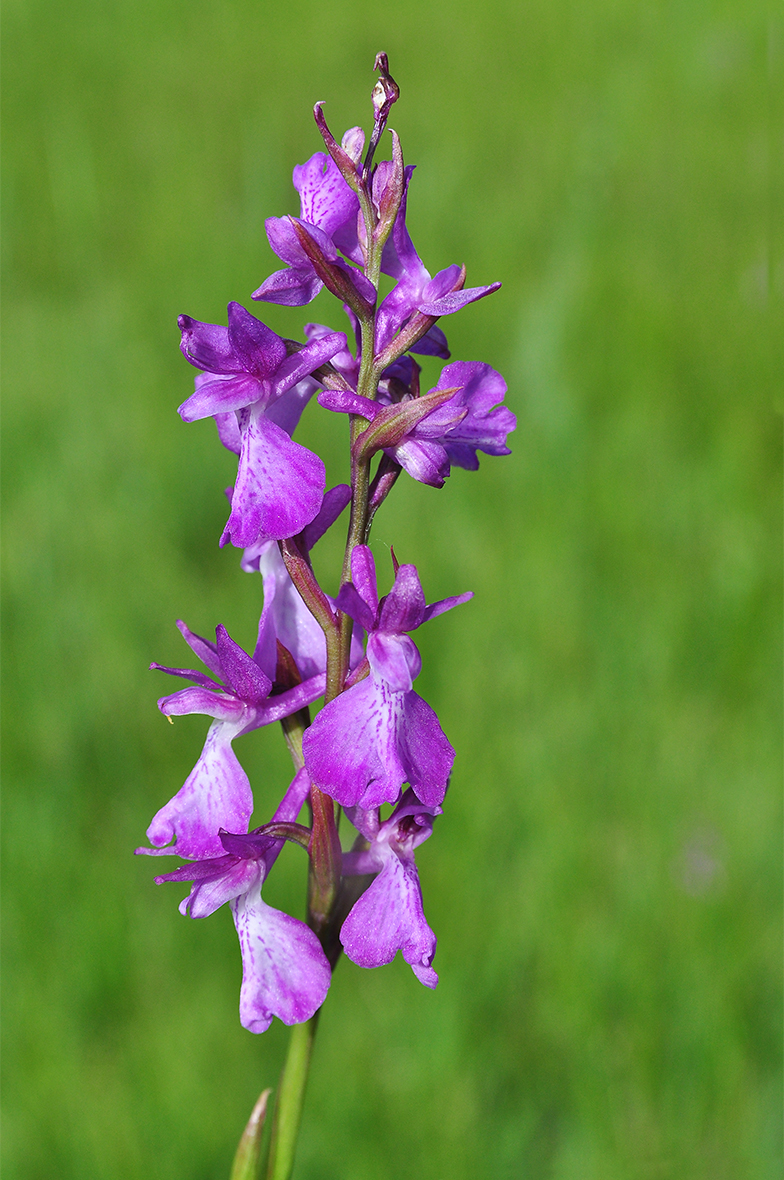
136;51;514;1180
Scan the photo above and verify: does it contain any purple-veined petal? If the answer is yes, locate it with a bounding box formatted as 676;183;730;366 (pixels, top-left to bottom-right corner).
141;718;254;859
293;151;358;239
232;883;331;1033
335;583;376;634
317;389;380;420
340;125;365;163
301;483;352;551
378;564;426;633
227;302;287;378
421;264;463;302
343;803;381;844
187;858;261;919
397;691;454;809
153;852;239;885
252;266;323;307
215;624;272;705
214;409;243;455
221;408;326;547
417;281;501;317
264;217;313;268
385;439;449;487
251;674;326;727
303;677;404;808
379;167;427;285
179;373;263;422
272;331;346;397
367;632;421;692
157;685;246;722
264;378;318;437
150;663;223;690
340;852;437;986
340;847;380;876
350;545;379;621
421;590;474;624
175;619;223;677
178;315;243;374
409;324;450;358
305;320;360;385
254;544;328;680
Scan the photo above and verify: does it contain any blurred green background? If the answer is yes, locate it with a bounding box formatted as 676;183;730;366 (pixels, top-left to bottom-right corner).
3;0;780;1176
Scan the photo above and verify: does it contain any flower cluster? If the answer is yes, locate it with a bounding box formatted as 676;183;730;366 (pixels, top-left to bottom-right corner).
138;56;515;1035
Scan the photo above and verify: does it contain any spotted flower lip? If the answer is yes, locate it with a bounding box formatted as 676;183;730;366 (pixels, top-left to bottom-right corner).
177;302;345;546
153;767;332;1034
302;546;471;810
340;788;440;987
136;620;326;860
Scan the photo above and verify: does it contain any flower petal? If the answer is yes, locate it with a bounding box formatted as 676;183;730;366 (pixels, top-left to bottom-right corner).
178;315;243;374
350;545;379;621
378;564;426;633
293;151;359;239
303;677;403;808
142;718;254;859
340;852;437;986
227;302;287;378
187;858;261;919
215;624;272;705
264;378;318;437
232;883;331;1032
252;266;323;307
179;373;263;422
221;408;326;547
367;632;421;692
175;619;223;677
397;691;454;809
157;685;245;722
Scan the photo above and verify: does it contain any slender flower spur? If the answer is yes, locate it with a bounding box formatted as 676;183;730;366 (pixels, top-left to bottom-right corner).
138;53;513;1180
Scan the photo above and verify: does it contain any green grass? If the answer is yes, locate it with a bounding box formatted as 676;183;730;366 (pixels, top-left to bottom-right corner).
2;0;780;1176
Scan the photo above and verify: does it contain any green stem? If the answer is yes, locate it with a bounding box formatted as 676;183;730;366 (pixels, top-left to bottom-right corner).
265;1012;320;1180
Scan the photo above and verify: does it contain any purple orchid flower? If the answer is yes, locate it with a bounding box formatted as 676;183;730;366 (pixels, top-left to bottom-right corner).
375;169;501;357
177;302;345;546
154;767;331;1033
302;546;471;810
253;144;373;307
341;789;440;987
319;360;516;487
241;485;364;681
136;620;325;860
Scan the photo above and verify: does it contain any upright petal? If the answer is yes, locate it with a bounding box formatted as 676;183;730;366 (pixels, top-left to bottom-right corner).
215;624;272;705
232;883;331;1033
378;564;426;633
178;315;243;374
293;152;358;239
227;303;287;379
